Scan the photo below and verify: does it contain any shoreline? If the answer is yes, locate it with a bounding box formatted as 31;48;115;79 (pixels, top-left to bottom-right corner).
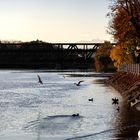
107;72;140;111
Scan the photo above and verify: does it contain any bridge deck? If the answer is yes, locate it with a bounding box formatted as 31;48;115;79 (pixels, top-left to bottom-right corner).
0;42;116;69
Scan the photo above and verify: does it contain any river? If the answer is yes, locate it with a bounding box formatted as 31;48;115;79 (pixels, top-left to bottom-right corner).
0;70;139;140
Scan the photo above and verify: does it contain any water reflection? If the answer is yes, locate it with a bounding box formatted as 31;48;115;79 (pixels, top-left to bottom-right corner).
113;103;140;140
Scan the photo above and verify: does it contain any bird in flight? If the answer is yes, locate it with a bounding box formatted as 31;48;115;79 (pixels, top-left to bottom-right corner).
37;74;43;84
112;98;119;105
74;80;84;86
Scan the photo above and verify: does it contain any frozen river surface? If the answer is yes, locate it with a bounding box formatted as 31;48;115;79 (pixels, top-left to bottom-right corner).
0;70;140;140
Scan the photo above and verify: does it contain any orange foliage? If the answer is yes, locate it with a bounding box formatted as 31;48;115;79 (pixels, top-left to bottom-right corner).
110;44;133;69
108;0;140;62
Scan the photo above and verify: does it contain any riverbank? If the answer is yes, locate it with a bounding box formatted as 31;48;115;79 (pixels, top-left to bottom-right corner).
107;72;140;110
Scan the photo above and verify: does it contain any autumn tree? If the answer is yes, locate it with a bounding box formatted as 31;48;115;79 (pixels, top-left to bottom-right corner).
110;44;133;69
95;41;115;72
108;0;140;62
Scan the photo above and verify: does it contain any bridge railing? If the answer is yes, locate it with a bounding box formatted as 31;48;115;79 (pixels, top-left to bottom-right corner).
119;64;140;75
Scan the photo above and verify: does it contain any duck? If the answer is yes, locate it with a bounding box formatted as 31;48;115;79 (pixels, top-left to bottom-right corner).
116;106;120;112
88;98;93;102
72;113;79;117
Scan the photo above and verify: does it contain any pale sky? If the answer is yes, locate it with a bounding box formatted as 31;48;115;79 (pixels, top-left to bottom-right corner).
0;0;112;43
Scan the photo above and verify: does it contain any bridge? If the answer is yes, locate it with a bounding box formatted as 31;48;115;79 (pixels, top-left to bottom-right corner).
0;42;115;69
51;43;104;60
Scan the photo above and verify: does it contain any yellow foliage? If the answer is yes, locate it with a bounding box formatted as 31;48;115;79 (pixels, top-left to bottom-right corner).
110;44;133;69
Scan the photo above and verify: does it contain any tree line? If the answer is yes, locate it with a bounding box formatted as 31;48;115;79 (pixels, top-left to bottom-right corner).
0;40;93;69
